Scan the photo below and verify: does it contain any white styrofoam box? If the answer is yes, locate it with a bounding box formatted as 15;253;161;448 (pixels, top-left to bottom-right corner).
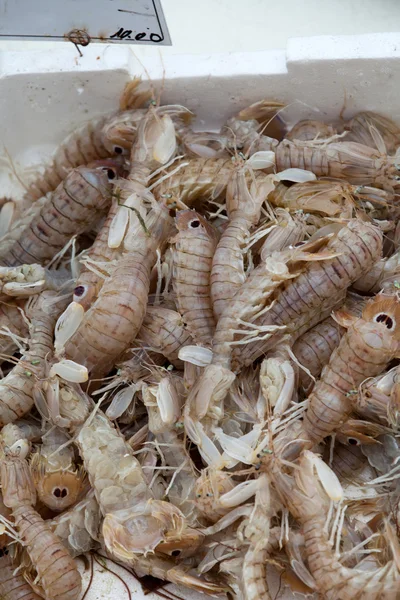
2;31;400;200
1;32;400;598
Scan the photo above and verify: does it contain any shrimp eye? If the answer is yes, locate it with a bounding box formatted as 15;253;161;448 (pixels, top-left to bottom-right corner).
375;313;395;329
171;550;181;557
114;146;123;154
189;219;200;229
73;285;86;298
348;437;359;446
106;168;116;180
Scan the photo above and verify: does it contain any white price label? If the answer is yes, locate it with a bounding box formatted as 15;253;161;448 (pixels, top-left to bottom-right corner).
0;0;171;45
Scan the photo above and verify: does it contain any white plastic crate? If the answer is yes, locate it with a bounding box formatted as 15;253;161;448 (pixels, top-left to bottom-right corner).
1;31;400;599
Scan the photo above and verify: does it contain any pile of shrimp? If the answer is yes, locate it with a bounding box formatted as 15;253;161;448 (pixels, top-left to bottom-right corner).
1;77;400;600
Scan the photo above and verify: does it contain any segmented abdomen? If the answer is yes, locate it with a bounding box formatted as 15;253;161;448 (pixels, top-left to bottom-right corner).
173;233;216;345
211;219;248;320
139;306;192;366
235;221;382;368
65;247;154;378
24;115;111;203
293;316;345;391
12;505;81;600
303;325;391;443
1;168;111;267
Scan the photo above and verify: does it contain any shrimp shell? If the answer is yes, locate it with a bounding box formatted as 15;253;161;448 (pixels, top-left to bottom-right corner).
30;428;86;512
344;111;400;154
286;120;338;142
210;162;271;320
234;220;383;369
353;248;400;294
293;294;367;392
0;292;66;426
0;167;112;267
273;139;399;189
303;295;400;445
172;210;218;345
63;204;172;378
271;451;400;600
72;200;123;310
154;157;234;206
0;492;42;600
139;305;192;367
1;452;81;600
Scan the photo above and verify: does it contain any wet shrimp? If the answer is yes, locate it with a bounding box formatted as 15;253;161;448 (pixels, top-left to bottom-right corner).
172;210;219;345
71;199;123;311
76;410;194;558
357;365;399;426
142;376;200;523
185;250;293;438
57;106;182;376
344;110;400;154
258;209;307;262
50;491;101;556
210;159;273;320
270;138;400;190
138;305;192;368
59;202;172;379
0;166;114;267
234;219;383;369
0;441;82;600
285;119;338;142
270;179;355;217
224;99;286;151
298;295;400;452
269;450;400;600
292;294;367;393
154;157;235;207
241;474;273;600
34;371;92;430
30;428;86;512
353;247;400;294
0;292;67;426
0;490;43;600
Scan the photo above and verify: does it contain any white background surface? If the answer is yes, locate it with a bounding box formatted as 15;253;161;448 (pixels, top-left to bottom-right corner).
0;0;400;55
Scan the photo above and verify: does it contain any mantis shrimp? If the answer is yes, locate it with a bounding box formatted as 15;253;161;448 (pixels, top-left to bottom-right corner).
0;440;82;600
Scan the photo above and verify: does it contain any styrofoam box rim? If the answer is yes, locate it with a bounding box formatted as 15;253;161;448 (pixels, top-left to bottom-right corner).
2;31;400;198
